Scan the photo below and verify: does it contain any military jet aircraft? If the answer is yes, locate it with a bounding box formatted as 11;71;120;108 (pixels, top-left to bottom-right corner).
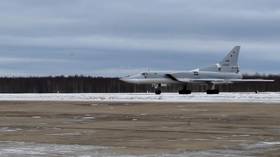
121;46;274;94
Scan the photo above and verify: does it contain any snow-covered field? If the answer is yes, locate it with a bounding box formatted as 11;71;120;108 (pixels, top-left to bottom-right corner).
0;141;279;157
0;92;279;103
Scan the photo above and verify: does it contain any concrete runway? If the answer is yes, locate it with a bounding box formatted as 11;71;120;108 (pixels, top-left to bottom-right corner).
0;101;280;156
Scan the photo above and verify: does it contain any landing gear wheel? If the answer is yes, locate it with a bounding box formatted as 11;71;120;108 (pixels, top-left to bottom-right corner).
155;89;162;95
206;90;220;94
179;90;192;95
153;84;162;95
179;85;191;95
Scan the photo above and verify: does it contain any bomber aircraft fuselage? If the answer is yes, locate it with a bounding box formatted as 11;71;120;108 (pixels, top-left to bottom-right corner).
121;46;274;95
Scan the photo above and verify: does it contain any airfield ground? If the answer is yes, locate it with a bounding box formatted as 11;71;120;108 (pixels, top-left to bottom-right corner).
0;101;279;156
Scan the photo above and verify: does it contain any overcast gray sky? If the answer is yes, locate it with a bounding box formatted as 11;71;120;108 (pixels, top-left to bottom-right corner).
0;0;279;76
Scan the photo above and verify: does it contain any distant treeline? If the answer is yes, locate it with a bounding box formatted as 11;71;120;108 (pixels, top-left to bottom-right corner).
0;74;279;93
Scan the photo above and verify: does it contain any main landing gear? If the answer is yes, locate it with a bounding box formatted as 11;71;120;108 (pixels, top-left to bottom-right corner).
153;83;220;95
178;85;192;94
207;84;220;94
206;89;220;94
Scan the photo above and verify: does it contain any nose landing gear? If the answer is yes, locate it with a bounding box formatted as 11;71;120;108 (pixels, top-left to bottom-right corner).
155;89;162;95
154;84;162;95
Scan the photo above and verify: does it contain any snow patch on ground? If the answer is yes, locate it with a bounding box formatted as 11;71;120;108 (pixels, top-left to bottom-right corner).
0;141;279;157
0;93;279;103
0;127;22;133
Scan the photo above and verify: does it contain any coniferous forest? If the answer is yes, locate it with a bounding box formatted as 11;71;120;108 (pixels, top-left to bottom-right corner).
0;74;279;93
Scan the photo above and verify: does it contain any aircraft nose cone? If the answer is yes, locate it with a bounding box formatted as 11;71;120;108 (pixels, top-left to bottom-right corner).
120;76;139;84
120;76;133;83
120;77;129;82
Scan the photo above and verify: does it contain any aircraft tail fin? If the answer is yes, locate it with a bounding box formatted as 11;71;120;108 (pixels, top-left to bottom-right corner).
199;46;240;73
220;46;240;68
